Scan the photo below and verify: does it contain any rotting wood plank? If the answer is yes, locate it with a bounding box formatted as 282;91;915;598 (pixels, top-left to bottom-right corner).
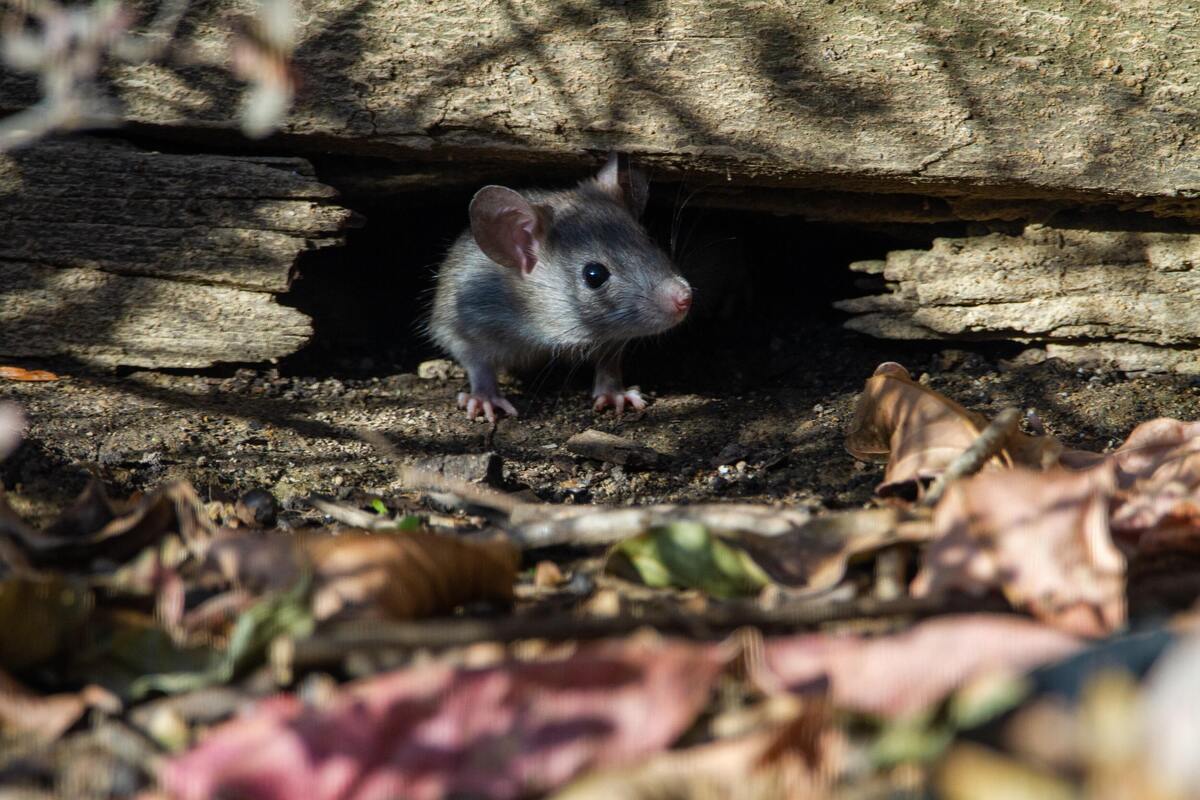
837;222;1200;374
0;262;313;369
0;137;354;368
4;0;1199;208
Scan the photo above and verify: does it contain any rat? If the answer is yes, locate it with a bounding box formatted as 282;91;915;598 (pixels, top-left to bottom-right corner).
429;153;693;422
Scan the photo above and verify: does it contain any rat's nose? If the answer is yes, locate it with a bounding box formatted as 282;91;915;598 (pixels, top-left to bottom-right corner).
664;278;692;315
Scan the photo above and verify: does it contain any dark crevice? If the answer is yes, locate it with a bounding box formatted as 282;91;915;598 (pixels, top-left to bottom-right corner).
275;172;973;389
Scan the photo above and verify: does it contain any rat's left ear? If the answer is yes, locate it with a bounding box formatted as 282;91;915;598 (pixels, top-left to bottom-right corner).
595;151;650;219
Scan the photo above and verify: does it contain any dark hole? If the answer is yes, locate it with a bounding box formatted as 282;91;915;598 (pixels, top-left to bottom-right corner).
279;163;971;392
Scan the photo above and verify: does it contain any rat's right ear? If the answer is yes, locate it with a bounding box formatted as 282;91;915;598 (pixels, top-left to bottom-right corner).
469;186;546;274
596;152;650;219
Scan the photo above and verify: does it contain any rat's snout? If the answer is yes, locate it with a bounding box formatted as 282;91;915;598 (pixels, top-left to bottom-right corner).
660;277;693;317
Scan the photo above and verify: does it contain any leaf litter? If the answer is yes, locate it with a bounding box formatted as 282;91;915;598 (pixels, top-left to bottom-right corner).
2;358;1200;798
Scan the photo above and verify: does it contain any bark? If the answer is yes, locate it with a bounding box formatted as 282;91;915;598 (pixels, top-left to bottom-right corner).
0;137;354;368
836;223;1200;374
3;0;1198;208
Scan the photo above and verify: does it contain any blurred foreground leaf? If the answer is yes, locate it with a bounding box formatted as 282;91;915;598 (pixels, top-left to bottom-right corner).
0;575;93;671
612;522;771;598
163;638;728;800
130;574;313;698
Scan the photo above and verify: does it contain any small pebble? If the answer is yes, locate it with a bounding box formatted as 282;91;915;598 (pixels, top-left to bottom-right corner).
533;561;566;588
235;488;279;528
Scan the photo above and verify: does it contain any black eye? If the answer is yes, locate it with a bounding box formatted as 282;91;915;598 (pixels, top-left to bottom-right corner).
582;262;610;289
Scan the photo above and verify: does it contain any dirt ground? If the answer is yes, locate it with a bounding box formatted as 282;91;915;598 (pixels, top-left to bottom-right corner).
5;311;1199;532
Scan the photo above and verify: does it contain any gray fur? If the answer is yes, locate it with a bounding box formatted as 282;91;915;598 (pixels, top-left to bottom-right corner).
429;164;690;392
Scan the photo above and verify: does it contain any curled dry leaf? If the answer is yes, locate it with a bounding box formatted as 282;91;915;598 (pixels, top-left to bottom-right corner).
553;698;846;800
1099;419;1200;548
761;614;1082;720
162;638;728;800
1106;418;1200;490
302;530;519;621
0;670;119;744
0;366;59;382
207;528;520;622
846;362;1058;497
0;480;214;570
912;467;1126;637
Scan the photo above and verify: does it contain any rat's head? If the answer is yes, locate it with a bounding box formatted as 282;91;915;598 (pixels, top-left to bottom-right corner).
468;153;692;351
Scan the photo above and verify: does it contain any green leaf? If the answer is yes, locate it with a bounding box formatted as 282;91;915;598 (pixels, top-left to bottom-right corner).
611;522;771;598
130;573;314;698
370;498;389;516
948;672;1032;730
871;718;955;766
394;515;422;532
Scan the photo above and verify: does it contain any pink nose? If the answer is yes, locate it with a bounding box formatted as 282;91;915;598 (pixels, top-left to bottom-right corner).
665;279;692;315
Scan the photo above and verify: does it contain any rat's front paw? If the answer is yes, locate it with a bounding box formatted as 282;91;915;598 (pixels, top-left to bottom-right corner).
592;388;646;415
457;392;518;423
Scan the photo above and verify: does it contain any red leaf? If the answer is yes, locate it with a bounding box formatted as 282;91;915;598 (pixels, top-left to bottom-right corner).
912;467;1126;637
762;614;1082;719
162;638;727;800
0;670;119;743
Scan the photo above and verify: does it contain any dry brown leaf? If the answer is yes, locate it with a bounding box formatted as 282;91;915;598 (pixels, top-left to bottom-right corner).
0;481;214;570
846;362;1056;497
0;366;59;382
761;614;1082;719
304;530;520;621
729;507;934;596
0;670;119;744
1093;419;1200;550
1106;419;1200;490
210;528;519;621
554;698;846;800
912;467;1126;637
163;637;727;800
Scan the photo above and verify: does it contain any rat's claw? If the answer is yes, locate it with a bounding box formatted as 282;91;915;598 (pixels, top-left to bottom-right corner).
457;392;518;422
592;388;646;415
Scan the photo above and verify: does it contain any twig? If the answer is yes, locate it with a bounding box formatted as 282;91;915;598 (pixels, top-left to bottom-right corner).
921;407;1021;508
359;429;529;516
306;495;402;531
282;594;1013;672
509;503;815;549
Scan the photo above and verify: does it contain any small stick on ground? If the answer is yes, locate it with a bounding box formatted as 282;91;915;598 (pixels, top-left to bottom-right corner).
360;429;530;516
281;593;1012;673
921;407;1022;508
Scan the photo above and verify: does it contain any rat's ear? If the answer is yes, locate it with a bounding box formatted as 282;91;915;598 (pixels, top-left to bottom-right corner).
595;151;650;219
469;186;546;274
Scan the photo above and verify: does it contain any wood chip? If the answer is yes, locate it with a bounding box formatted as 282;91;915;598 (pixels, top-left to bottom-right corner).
566;430;670;470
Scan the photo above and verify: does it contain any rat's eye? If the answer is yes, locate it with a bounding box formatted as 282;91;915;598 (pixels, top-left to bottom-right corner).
582;262;610;289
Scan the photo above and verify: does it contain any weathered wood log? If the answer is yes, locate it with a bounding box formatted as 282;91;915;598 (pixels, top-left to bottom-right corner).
0;137;354;368
836;223;1200;374
3;0;1199;210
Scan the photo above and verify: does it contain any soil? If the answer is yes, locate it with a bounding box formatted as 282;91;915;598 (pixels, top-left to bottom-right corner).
4;198;1200;532
5;319;1199;531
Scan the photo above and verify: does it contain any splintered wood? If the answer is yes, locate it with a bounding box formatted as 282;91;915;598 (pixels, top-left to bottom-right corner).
0;138;355;369
837;223;1200;374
